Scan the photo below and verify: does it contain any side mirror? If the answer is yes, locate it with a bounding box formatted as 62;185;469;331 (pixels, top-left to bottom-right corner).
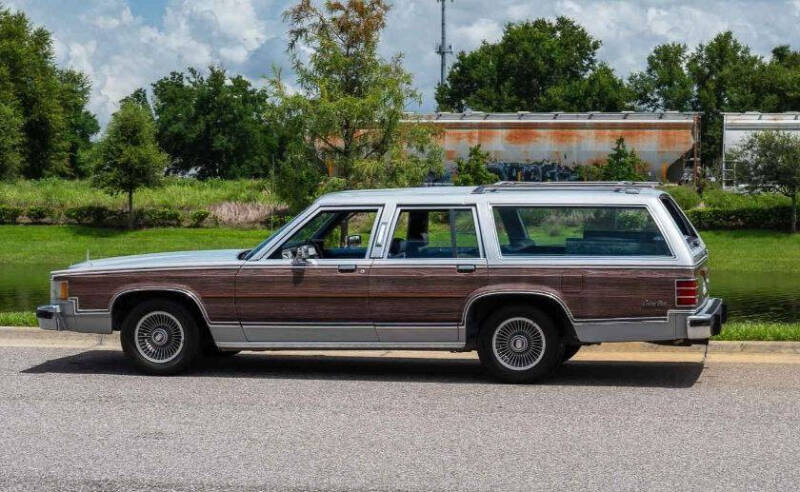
346;234;362;247
282;243;318;265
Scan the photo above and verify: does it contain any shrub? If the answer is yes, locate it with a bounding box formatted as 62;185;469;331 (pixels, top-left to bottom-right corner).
702;189;790;210
138;208;182;227
64;206;112;226
189;210;210;227
663;186;701;211
25;206;53;224
0;206;22;224
687;206;798;231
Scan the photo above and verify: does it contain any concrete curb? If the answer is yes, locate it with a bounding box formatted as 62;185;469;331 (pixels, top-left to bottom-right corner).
2;325;800;354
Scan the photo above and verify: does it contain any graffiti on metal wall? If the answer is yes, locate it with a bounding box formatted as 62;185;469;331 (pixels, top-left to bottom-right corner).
428;160;581;183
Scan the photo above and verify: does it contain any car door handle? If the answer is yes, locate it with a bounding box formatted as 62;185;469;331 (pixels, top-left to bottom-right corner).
338;264;357;273
457;264;476;273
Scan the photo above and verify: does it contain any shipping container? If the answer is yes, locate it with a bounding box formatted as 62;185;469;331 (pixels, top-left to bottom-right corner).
722;112;800;188
407;112;701;183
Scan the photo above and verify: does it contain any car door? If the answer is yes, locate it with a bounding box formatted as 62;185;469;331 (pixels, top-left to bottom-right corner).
236;207;381;343
369;206;489;344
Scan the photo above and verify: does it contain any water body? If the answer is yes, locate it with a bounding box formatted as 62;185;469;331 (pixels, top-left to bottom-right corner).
2;263;798;323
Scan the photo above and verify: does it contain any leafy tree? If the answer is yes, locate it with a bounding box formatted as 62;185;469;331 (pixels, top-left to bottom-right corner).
542;63;632;112
751;46;800;113
453;145;495;186
688;32;763;168
58;69;100;177
629;43;693;111
0;67;23;178
151;66;277;179
728;130;800;232
91;101;167;228
120;88;154;116
272;0;443;211
0;7;98;178
435;17;631;112
601;137;649;181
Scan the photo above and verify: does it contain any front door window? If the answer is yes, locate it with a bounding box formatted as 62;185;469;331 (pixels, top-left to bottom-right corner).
270;209;378;260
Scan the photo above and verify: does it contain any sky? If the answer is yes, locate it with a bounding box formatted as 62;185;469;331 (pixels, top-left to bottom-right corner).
4;0;800;128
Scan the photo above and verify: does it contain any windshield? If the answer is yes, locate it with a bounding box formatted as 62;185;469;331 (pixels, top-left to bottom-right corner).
243;221;292;260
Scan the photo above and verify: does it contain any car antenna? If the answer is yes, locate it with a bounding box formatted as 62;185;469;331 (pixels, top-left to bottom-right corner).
86;249;91;266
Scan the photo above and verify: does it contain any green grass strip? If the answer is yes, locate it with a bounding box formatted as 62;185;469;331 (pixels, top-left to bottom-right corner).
713;321;800;342
0;312;37;327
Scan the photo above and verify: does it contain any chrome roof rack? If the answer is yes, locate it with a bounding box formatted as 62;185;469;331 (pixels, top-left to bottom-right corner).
472;181;662;194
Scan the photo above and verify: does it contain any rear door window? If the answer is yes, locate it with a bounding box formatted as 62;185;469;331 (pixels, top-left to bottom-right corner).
388;208;481;259
493;206;671;257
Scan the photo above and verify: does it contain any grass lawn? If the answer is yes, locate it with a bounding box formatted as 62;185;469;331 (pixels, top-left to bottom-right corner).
701;230;800;274
0;225;270;266
713;321;800;342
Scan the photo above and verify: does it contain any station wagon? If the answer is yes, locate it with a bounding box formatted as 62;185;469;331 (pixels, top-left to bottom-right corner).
37;182;727;382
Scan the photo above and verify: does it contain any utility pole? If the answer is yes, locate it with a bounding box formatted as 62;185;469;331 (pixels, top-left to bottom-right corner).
435;0;453;87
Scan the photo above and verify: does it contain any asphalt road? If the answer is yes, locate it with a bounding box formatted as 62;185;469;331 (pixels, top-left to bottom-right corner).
1;346;799;491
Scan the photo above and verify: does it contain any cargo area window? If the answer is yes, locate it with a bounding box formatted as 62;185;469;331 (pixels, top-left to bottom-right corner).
660;195;701;248
387;208;480;259
493;206;670;257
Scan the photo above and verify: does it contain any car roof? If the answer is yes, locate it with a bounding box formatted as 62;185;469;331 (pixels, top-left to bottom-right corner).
316;183;667;206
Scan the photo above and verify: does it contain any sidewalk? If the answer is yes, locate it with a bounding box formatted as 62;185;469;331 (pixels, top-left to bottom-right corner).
4;325;800;363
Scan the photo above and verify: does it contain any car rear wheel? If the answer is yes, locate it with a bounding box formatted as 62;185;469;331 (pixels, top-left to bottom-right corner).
120;299;201;375
478;305;562;383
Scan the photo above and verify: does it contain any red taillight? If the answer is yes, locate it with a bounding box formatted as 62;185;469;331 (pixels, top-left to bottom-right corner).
676;279;698;307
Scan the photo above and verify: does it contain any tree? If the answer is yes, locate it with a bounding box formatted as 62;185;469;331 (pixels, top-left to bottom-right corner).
688;32;763;168
91;101;167;228
58;69;100;177
629;43;693;111
601;137;649;181
0;66;23;178
435;17;631;112
0;7;98;178
272;0;443;210
728;130;800;232
151;66;277;179
453;145;495;186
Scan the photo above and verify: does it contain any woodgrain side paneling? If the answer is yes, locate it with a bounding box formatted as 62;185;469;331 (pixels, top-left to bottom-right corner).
235;265;371;323
60;269;238;321
369;265;491;323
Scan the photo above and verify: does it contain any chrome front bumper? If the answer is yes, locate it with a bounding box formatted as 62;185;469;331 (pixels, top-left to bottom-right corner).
686;298;727;340
36;301;112;334
36;304;65;331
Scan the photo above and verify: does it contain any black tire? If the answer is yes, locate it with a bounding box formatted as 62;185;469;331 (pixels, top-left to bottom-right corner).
561;344;581;363
120;299;201;375
477;305;563;383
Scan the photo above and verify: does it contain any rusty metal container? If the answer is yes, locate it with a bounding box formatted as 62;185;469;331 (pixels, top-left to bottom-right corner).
407;112;700;182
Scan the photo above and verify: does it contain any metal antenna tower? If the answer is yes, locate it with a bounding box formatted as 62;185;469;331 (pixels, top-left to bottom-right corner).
435;0;453;87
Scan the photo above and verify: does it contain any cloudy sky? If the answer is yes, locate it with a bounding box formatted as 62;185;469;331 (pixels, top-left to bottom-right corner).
5;0;800;127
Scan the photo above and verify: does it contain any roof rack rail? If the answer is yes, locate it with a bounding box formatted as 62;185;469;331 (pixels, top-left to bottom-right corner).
472;181;662;194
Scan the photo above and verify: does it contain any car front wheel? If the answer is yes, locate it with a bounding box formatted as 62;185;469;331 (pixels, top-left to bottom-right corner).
478;306;562;383
120;299;201;375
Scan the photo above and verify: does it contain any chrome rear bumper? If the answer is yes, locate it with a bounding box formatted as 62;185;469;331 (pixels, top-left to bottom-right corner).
686;298;727;340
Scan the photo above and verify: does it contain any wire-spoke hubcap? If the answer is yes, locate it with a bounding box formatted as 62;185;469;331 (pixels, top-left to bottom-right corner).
492;317;546;371
134;311;184;364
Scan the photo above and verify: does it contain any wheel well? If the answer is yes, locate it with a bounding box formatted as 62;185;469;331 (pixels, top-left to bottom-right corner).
111;290;213;344
464;293;578;348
